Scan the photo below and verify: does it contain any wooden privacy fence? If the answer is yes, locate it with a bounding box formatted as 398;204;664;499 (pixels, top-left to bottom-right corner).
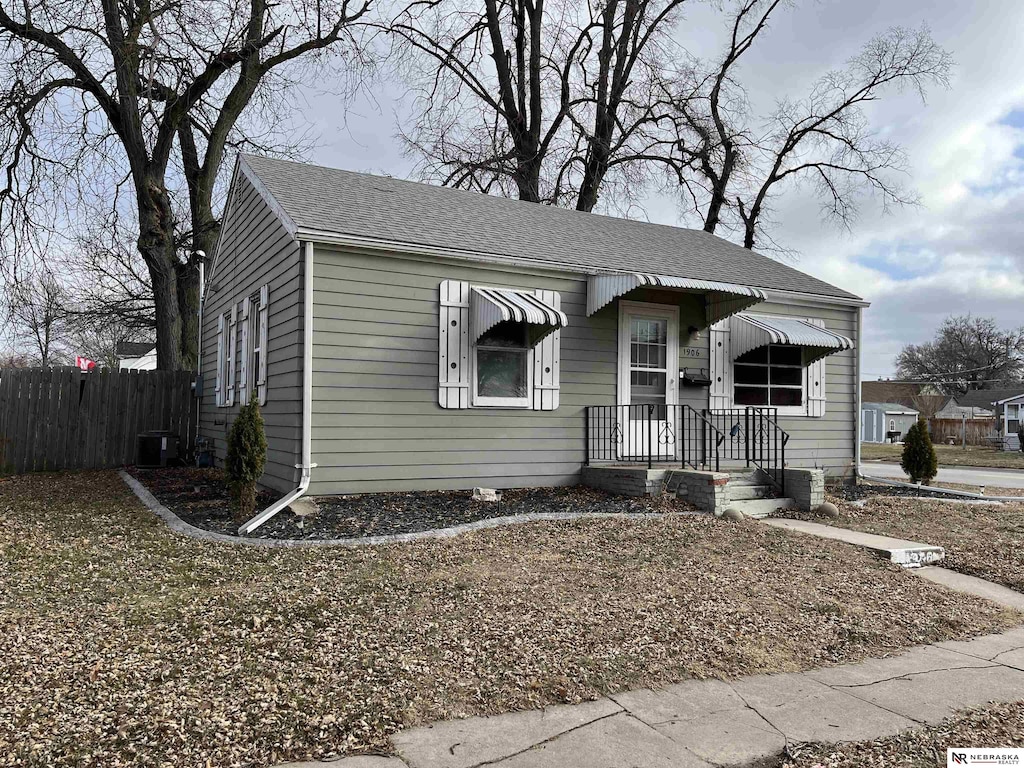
928;417;997;446
0;368;197;474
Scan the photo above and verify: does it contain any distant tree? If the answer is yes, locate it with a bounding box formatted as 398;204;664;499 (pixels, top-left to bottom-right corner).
895;315;1024;397
901;419;937;484
3;271;70;366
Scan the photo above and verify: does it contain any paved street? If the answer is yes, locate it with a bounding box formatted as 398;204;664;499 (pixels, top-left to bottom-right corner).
862;461;1024;489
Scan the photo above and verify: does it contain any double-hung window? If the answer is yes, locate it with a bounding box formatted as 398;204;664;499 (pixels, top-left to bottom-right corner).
734;344;804;408
473;322;531;407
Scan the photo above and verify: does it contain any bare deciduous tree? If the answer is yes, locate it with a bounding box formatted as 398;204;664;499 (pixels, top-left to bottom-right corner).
392;0;692;211
896;315;1024;397
0;0;372;370
3;270;70;366
673;15;952;249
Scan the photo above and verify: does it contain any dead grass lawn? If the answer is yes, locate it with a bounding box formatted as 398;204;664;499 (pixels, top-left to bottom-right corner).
785;700;1024;767
1;471;1019;768
824;493;1024;593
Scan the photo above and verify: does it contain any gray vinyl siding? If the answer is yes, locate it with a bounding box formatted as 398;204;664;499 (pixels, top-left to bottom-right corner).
308;245;608;494
198;173;303;493
307;245;860;493
749;300;859;479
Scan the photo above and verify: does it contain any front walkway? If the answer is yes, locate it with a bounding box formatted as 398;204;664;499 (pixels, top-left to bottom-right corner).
280;563;1024;768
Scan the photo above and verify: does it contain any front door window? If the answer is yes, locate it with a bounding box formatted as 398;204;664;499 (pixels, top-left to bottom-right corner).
629;316;668;415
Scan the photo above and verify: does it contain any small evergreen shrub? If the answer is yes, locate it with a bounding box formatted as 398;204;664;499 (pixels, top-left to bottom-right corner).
901;418;938;484
225;393;267;522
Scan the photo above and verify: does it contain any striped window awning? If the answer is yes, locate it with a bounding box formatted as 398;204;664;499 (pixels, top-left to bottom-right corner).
586;273;767;326
731;313;853;364
472;287;568;345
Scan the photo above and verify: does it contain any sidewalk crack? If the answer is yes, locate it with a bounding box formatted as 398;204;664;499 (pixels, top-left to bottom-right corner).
465;708;623;768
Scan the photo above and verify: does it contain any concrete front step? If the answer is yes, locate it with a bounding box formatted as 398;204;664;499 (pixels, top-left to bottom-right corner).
727;497;796;518
726;483;775;501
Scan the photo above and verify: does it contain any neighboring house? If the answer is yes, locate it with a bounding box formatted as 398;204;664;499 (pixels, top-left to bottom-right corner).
931;396;993;420
957;388;1024;450
860;381;946;419
200;155;867;528
116;341;157;371
861;402;919;443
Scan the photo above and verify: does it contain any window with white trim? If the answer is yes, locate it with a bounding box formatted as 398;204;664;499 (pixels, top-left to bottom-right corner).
733;344;804;408
473;321;532;407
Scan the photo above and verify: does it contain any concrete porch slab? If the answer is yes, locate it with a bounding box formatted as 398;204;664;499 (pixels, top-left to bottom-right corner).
761;518;944;566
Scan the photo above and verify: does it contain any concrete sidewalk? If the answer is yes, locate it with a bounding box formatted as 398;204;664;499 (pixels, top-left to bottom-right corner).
281;625;1024;768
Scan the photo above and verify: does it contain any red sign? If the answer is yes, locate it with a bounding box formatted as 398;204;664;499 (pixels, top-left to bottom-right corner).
75;356;97;371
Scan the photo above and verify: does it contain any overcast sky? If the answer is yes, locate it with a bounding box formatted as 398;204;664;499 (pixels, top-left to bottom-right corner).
295;0;1024;381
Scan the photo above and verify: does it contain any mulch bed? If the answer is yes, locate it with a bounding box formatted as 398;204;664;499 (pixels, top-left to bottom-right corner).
129;466;693;540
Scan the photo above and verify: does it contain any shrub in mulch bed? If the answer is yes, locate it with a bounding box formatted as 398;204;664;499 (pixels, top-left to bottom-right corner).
129;466;697;539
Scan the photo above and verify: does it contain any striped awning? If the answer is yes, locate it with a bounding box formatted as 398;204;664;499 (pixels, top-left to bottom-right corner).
472;287;568;345
731;313;853;363
586;273;767;326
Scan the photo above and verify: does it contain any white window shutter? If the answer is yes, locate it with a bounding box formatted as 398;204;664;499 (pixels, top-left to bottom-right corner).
807;318;827;417
438;280;470;408
215;314;224;404
257;284;269;406
708;320;732;411
239;299;249;403
532;289;561;410
226;305;236;406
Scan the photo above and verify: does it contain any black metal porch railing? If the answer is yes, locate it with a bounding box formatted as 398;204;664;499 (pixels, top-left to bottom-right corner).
700;407;790;495
584;404;790;494
583;404;726;471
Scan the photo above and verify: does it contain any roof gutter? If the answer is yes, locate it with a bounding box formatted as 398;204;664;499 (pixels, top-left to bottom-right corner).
239;240;316;535
293;227;870;309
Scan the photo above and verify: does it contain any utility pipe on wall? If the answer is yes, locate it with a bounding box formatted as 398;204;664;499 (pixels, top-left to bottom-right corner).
239;240;316;535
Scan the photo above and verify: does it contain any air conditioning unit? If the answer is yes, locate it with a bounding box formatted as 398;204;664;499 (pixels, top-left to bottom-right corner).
136;431;179;468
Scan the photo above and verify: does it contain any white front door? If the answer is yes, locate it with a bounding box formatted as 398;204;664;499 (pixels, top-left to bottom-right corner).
618;302;679;460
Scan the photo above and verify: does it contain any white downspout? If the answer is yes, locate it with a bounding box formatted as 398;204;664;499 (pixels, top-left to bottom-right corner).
239;240;316;535
854;306;863;480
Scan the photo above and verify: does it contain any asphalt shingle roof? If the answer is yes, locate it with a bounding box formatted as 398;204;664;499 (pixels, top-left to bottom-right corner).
957;388;1024;409
241;155;861;301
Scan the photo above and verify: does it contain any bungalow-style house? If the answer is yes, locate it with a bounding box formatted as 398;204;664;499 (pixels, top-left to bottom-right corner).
200;155;866;532
957;388;1024;451
861;402;919;443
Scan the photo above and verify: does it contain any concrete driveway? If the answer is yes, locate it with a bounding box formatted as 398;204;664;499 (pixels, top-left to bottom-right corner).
861;461;1024;489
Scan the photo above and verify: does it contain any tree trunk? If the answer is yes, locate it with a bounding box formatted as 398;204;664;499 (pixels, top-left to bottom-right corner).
138;180;184;370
